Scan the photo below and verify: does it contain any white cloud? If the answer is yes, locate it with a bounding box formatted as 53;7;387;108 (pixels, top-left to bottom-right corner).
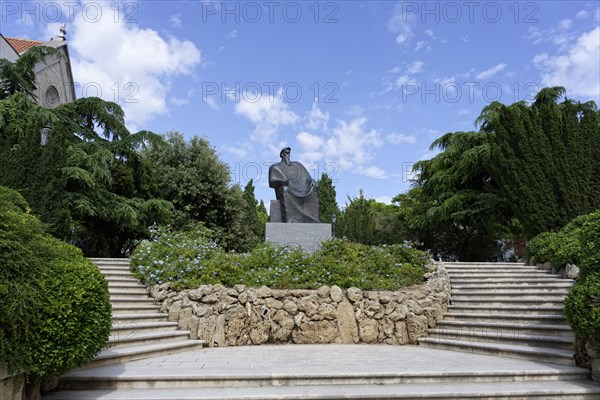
169;14;183;28
576;10;590;19
475;63;507;79
355;165;388;179
457;109;471;116
558;19;572;30
296;131;324;163
234;89;299;146
388;3;415;45
228;30;238;39
297;131;324;151
345;105;365;118
295;117;383;173
205;96;219;111
424;29;434;37
407;61;425;74
325;117;383;169
304;103;329;131
533;27;600;99
386;132;417;145
67;3;201;128
222;144;249;158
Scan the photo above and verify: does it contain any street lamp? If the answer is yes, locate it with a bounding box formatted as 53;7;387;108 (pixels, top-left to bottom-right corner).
331;213;337;237
40;125;52;146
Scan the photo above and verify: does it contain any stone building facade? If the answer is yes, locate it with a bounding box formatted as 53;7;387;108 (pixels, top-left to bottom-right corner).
0;26;76;108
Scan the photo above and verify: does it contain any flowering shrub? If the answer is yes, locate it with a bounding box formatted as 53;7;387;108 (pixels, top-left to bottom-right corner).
131;226;429;290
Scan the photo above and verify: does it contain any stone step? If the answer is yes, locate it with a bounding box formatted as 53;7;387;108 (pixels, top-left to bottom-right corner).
112;313;169;324
447;305;564;316
448;273;558;279
109;292;152;300
446;268;543;273
108;282;146;289
111;321;179;336
90;257;130;263
83;340;205;369
451;294;567;302
450;298;566;307
442;312;567;325
104;277;140;284
111;304;161;314
419;338;575;365
451;282;572;289
42;380;600;400
110;297;158;304
108;287;149;295
108;330;192;348
452;288;570;295
450;277;566;283
102;271;135;279
445;262;528;266
436;320;575;338
427;328;574;350
55;365;592;390
99;267;132;274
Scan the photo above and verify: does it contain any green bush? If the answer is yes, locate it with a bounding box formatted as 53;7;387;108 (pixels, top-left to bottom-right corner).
0;186;112;380
525;231;557;264
528;209;600;352
526;210;600;274
565;271;600;347
131;226;429;291
577;211;600;276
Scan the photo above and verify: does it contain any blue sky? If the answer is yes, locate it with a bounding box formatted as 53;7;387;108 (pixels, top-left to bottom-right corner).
2;0;599;207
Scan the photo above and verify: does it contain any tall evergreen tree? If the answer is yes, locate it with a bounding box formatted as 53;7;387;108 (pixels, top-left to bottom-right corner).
243;179;263;248
338;190;376;244
318;172;339;224
481;87;600;237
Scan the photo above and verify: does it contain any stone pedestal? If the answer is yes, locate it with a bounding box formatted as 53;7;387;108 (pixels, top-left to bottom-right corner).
265;223;331;252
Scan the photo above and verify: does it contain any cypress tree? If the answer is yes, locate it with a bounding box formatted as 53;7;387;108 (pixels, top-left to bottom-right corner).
318;172;340;223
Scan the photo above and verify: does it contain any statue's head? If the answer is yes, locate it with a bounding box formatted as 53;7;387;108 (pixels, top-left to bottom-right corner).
280;147;291;158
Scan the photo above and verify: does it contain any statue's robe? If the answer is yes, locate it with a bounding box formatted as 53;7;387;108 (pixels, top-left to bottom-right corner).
268;161;319;223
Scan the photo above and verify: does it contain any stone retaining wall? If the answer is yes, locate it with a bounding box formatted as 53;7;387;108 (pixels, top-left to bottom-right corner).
150;263;450;347
0;364;24;400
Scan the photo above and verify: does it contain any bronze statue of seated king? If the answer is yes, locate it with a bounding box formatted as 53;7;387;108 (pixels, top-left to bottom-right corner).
268;147;319;223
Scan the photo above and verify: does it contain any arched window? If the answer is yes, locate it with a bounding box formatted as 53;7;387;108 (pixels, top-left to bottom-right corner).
44;85;60;107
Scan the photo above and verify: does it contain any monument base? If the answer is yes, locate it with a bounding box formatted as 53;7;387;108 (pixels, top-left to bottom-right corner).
265;223;332;253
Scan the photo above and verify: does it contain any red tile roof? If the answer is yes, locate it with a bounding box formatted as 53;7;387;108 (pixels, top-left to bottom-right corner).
4;37;43;54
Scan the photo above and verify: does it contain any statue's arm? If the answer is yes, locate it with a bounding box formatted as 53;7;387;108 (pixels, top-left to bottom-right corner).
268;165;288;188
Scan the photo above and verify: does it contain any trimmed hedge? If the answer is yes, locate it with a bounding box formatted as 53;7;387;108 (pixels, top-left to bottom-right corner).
565;271;600;347
0;186;112;380
527;209;600;349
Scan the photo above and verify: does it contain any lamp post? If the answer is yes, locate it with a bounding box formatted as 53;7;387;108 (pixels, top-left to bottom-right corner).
331;213;337;237
40;125;52;146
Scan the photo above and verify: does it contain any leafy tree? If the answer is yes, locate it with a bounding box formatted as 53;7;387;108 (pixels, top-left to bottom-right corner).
411;131;510;260
257;199;269;224
479;86;600;237
0;53;172;256
142;132;254;251
318;172;340;224
338;190;376;244
400;86;599;260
